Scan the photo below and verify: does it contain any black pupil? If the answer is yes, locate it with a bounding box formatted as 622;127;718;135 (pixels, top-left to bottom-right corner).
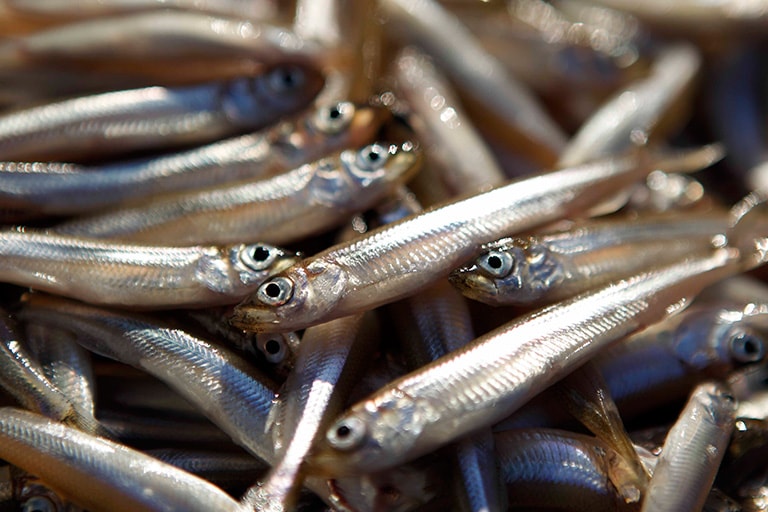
252;246;270;262
742;336;760;355
265;282;282;298
265;338;281;355
368;150;381;162
329;108;341;119
487;255;503;269
279;69;297;88
336;425;351;438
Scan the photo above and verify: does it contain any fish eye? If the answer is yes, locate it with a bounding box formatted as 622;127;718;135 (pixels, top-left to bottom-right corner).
240;244;278;271
729;330;766;363
355;143;390;172
327;415;367;451
255;333;287;363
313;102;355;134
267;65;305;93
23;497;57;512
257;276;294;306
477;250;514;278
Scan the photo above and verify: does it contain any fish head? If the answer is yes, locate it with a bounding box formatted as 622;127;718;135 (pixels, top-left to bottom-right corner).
308;141;421;209
269;102;392;166
222;63;324;127
450;237;563;306
672;307;767;373
309;388;430;476
228;243;301;290
229;258;347;333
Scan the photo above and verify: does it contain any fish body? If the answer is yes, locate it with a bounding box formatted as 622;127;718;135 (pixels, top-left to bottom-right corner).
641;382;737;512
56;141;422;246
0;232;297;307
0;408;245;512
0;101;390;215
232;148;720;332
0;64;323;161
451;210;730;306
309;248;741;475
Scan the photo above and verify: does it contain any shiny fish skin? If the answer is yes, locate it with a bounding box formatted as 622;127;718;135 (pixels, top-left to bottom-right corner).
641;382;737;512
0;408;245;512
55;141;422;246
0;10;319;67
308;248;740;475
0;231;297;308
18;295;279;465
243;314;368;512
495;429;634;511
0;310;79;429
380;0;567;165
0;101;390;215
450;210;731;306
23;323;98;432
0;64;323;162
393;47;506;195
558;43;701;167
231;149;720;333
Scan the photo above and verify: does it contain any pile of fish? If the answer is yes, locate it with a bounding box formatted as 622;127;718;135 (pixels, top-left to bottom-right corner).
2;1;768;511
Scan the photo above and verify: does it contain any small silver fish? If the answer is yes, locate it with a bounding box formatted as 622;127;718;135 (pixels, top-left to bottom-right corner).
55;141;422;246
641;382;737;512
0;407;245;512
0;232;298;308
450;210;731;306
0;63;323;161
231;147;721;333
308;247;742;475
0;101;390;216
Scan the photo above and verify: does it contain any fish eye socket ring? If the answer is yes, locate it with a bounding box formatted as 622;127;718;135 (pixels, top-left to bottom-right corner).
22;496;57;512
327;416;367;451
240;244;278;271
355;143;390;172
729;331;766;363
313;102;355;134
477;250;514;278
257;276;294;306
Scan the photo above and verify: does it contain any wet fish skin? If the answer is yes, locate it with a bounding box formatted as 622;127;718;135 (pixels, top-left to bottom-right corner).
495;429;637;512
0;63;324;162
0;407;245;512
0;310;78;428
450;210;730;306
231;148;721;333
308;248;741;475
18;294;278;465
55;141;422;246
641;382;737;512
0;232;298;308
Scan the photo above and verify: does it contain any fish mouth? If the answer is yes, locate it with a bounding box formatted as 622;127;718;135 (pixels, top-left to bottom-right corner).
228;304;278;332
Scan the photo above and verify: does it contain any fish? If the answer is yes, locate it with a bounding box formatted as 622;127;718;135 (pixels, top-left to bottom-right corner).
558;43;701;167
231;146;722;333
0;101;391;215
307;246;745;475
495;428;640;511
242;314;370;512
54;141;422;246
0;407;245;512
18;294;279;465
0;232;298;308
450;209;731;306
392;47;506;195
0;63;323;162
640;382;737;512
380;0;567;166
